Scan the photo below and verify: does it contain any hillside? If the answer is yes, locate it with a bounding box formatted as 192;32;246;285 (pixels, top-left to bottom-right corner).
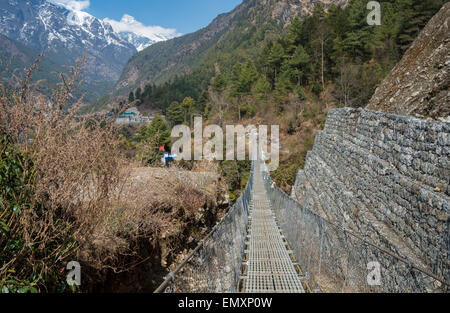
105;0;445;191
0;34;115;102
367;2;450;120
0;34;60;79
97;0;348;109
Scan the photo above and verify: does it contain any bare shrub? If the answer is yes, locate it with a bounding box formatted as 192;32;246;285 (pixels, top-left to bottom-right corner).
0;56;130;291
0;56;227;292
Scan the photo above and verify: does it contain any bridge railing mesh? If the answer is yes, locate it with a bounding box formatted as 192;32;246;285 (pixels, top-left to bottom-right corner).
154;162;254;293
261;162;448;293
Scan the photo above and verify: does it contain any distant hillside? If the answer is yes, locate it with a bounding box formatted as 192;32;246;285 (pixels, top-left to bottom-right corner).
367;2;450;120
0;34;59;79
98;0;348;109
0;34;114;102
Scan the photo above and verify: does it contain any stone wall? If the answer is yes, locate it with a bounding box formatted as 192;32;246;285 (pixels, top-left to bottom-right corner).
291;107;449;291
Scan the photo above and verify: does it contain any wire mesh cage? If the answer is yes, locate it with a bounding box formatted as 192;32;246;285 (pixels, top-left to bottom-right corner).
155;163;254;293
263;167;449;293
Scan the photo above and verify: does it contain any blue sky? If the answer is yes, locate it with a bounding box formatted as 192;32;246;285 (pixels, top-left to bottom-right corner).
87;0;243;35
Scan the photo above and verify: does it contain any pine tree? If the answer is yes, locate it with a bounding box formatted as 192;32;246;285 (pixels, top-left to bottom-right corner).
181;96;195;125
231;63;243;97
135;87;142;100
135;115;171;165
240;60;258;93
166;101;184;126
252;75;272;94
197;90;209;114
268;42;285;81
128;91;135;103
288;45;310;85
397;0;444;52
212;73;227;92
285;17;303;52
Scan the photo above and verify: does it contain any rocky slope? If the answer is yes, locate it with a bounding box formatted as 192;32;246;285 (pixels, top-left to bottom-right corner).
0;33;115;102
366;3;450;121
0;34;62;85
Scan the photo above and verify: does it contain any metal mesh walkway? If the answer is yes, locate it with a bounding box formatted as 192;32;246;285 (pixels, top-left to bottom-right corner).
242;162;305;293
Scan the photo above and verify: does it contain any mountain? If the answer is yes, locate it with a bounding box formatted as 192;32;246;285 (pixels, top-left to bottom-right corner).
0;33;65;97
0;33;118;102
0;0;137;100
116;31;155;52
104;14;179;52
0;0;137;81
0;33;62;83
367;2;450;121
107;0;349;104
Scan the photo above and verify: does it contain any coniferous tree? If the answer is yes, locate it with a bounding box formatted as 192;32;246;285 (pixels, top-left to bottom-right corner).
166;101;184;126
181;96;195;125
128;91;135;103
212;73;227;92
135;87;142;100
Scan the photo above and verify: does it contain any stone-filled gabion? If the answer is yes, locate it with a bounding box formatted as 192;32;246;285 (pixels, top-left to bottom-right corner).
291;108;449;292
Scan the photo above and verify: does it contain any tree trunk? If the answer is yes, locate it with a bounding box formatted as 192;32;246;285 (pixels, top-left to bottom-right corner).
238;96;241;121
321;39;326;108
321;40;325;91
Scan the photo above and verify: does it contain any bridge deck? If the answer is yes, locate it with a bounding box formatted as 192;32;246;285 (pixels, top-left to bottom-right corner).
243;168;304;293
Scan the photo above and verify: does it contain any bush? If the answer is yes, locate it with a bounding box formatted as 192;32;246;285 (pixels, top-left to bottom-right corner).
0;57;125;292
0;134;40;293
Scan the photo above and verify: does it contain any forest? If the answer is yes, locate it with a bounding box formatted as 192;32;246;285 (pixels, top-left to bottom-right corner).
126;0;444;120
118;0;444;190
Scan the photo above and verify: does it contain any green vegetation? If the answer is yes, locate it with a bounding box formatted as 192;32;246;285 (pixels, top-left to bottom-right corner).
125;0;444;112
166;101;184;126
0;134;77;293
90;0;445;195
120;0;443;190
135;115;171;165
0;135;38;293
219;160;251;201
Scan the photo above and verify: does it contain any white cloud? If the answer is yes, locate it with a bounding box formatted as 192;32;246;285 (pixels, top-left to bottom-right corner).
48;0;90;11
104;14;181;42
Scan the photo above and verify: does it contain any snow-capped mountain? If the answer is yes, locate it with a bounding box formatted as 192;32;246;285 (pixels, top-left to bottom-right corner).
0;0;137;83
115;31;155;52
104;14;180;52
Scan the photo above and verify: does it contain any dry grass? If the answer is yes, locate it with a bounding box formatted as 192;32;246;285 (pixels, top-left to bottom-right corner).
0;56;226;291
0;55;132;289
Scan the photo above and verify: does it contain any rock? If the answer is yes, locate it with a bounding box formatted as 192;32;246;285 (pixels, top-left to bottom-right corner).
437;213;449;222
291;107;449;292
366;3;450;120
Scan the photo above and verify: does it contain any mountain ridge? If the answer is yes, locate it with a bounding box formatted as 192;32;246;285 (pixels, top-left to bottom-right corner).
106;0;349;107
0;33;116;102
0;0;138;84
104;14;180;52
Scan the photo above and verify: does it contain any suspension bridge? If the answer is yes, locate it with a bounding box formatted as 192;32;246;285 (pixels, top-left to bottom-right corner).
242;163;304;292
154;152;448;293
